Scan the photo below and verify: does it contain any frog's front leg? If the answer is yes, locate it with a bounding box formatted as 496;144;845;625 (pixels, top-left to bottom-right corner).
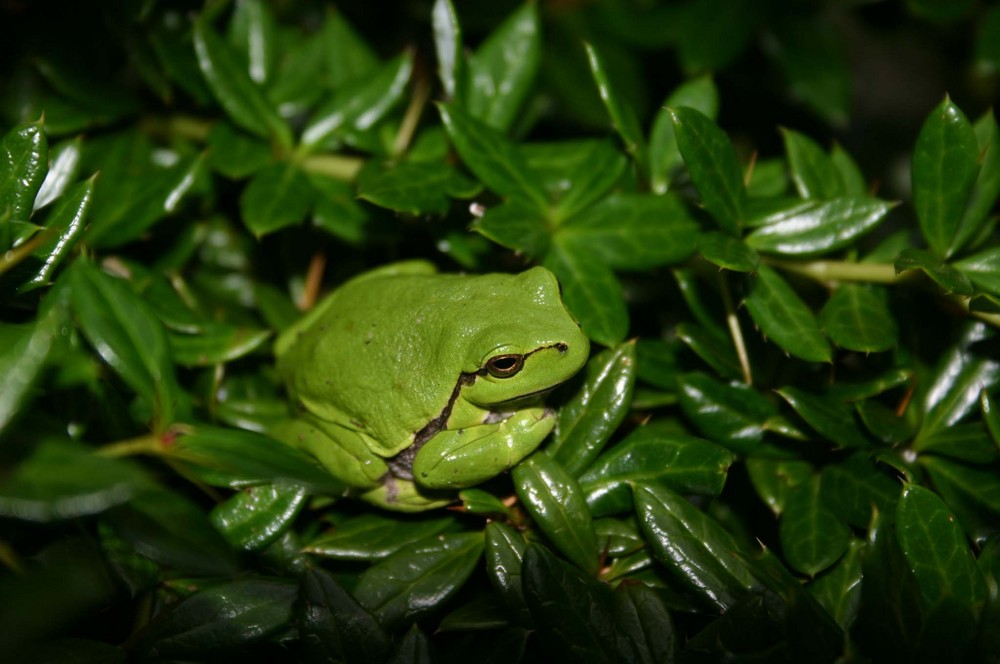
411;407;555;490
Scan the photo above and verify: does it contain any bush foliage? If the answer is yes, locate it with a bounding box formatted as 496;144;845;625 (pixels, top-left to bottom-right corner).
2;0;1000;661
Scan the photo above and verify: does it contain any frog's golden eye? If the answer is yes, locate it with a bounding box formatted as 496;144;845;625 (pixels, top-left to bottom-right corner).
485;354;524;378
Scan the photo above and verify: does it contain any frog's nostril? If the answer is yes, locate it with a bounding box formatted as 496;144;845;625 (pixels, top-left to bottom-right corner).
555;343;568;353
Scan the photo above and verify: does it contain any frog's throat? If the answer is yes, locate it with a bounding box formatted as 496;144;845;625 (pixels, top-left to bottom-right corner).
386;343;563;480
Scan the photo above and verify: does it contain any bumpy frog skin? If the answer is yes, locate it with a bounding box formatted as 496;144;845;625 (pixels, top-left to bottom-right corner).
273;260;590;511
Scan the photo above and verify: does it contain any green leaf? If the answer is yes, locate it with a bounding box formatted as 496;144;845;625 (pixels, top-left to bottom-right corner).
310;173;369;243
746;158;789;198
830;143;867;196
635;484;756;611
210;483;307;551
579;422;734;517
106;489;239;576
674;0;757;73
585;42;646;168
911;96;979;258
168;324;271;367
955;246;1000;295
544;242;628;346
779;475;850;576
820;284;898;352
906;0;975;22
552;140;627;222
781;128;843;199
432;0;466;103
746;458;813;516
0;439;154;521
676;322;743;381
650;75;719;194
669;106;746;234
239;161;314;236
896;484;987;610
69;261;179;429
0;308;61;435
745;197;894;256
767;19;850;127
954;111;1000;251
894;247;974;295
473;199;550;258
358;160;476;215
193;16;291;148
299;566;391;664
133;578;295;658
917;422;999;464
976;5;1000;73
301;53;413;149
34;136;83;210
808;538;863;628
467;2;540;131
613;581;678;663
0;119;47;234
305;512;453;561
166;425;345;495
205;122;272;179
228;0;277;85
743;264;832;363
677;371;776;454
484;522;530;624
557;193;698;270
438;102;548;211
698;231;760;272
984;390;1000;448
16;178;93;292
777;387;871;448
549;342;636;476
920;456;1000;542
819;453;901;528
353;532;484;629
512;452;598;574
322;7;379;88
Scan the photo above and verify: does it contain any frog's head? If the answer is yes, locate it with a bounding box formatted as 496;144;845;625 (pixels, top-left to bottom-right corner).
457;267;590;408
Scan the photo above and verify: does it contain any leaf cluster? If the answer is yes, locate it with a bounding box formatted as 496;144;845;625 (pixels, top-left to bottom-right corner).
2;0;1000;661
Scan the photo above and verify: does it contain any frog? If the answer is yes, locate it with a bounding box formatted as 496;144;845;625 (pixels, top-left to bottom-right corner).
273;260;590;511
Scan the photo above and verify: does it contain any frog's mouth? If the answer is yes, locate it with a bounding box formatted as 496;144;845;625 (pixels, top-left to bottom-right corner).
483;405;556;424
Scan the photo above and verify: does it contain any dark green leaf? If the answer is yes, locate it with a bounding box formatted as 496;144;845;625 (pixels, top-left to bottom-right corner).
193;17;291;148
549;342;636;476
558;193;698;269
34;136;83;210
920;456;1000;542
299;566;391;664
830;143;867;196
552;140;627;222
984;390;1000;448
746;197;894;256
512;452;598;574
767;20;850;127
675;323;742;381
210;483;307;551
484;522;530;624
954;111;1000;251
808;538;863;628
635;484;756;611
746;158;789;198
473;199;550;258
387;626;434;664
674;0;757;73
205;122;272;179
650;75;719;194
353;532;484;629
133;578;295;658
896;484;987;609
781;128;842;199
677;371;776;454
745;458;813;516
310;173;369;243
107;490;238;576
777;386;872;448
358;160;476;215
697;231;760;272
467;2;540;131
819;453;901;528
305;512;452;561
820;284;898;352
432;0;466;102
743;264;832;363
168;324;271;367
580;423;734;517
911;96;979;258
239;161;314;236
0;119;47;233
895;247;974;295
438;102;548;210
976;5;1000;73
544;242;628;346
906;0;975;22
955;246;1000;295
228;0;277;85
69;261;179;428
669;106;746;234
612;582;677;664
16;178;93;292
779;475;850;576
0;440;154;521
322;7;379;88
0;307;61;434
586;42;646;167
916;423;999;464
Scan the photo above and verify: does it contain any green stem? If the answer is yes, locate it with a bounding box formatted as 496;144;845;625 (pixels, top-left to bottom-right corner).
299;153;365;181
98;434;164;458
764;258;900;284
718;271;752;385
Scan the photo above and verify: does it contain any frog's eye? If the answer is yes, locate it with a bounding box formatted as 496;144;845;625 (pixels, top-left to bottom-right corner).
485;354;524;378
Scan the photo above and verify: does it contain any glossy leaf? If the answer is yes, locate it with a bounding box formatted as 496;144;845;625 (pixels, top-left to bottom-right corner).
133;578;296;658
954;110;1000;251
911;96;979;258
34;136;83;210
819;453;901;529
544;242;628;346
743;264;832;363
779;475;851;576
467;2;540;131
239;161;314;236
353;532;484;629
358;161;477;215
322;7;379;88
984;390;1000;448
808;539;863;628
299;566;391;664
675;323;743;381
512;452;598;574
920;456;1000;543
955;246;1000;295
552;139;627;222
438;103;548;210
677;372;776;454
895;247;974;295
69;261;179;429
746;197;893;256
650;75;719;194
586;42;646;167
229;0;277;85
473;199;550;258
169;324;271;367
781;128;842;199
193;16;291;148
484;522;530;624
697;231;760;272
306;512;453;561
558;193;698;270
0;119;47;231
16;178;93;292
580;423;734;517
635;484;756;611
917;422;999;464
549;342;636;476
746;458;813;517
777;386;871;448
432;0;465;102
205;122;272;179
210;483;306;551
896;484;987;609
820;284;898;352
830;143;867;196
669;106;745;234
0;308;61;435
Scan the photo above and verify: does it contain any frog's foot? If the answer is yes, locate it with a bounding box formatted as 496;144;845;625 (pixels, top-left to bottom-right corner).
412;406;556;490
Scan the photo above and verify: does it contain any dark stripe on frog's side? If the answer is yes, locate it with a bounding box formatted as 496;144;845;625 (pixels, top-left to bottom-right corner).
386;343;567;480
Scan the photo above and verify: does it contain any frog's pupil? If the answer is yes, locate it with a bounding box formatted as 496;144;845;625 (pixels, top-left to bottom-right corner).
487;355;522;377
